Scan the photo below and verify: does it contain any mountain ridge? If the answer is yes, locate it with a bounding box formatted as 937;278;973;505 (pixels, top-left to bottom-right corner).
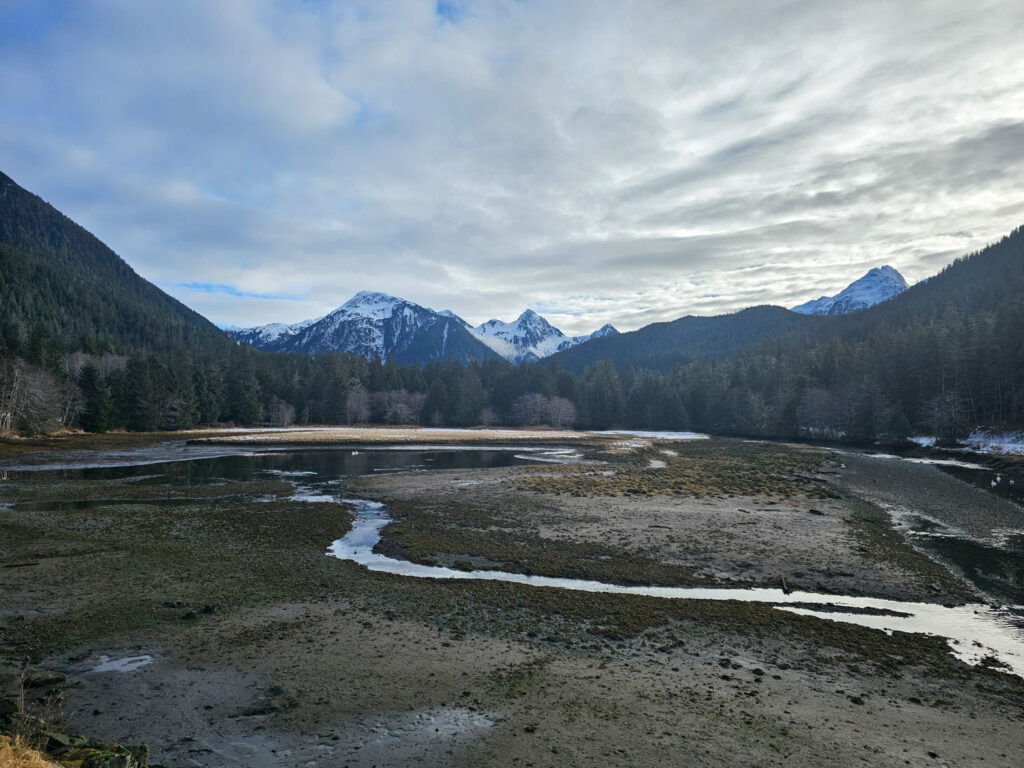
792;265;909;315
230;294;618;365
227;291;503;366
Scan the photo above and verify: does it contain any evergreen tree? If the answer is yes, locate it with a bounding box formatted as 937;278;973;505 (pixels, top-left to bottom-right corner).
78;364;111;432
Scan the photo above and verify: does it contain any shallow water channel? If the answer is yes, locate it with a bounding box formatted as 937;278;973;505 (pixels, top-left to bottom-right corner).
324;496;1024;678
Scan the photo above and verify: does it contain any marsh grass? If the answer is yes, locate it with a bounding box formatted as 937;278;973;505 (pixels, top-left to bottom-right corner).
513;439;834;498
0;735;59;768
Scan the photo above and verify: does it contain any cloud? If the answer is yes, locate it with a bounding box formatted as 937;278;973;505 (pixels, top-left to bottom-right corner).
1;0;1023;335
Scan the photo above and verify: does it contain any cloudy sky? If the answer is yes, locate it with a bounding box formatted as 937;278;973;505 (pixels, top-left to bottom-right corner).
2;0;1023;334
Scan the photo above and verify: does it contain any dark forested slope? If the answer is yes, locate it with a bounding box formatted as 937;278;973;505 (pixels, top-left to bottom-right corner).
0;171;231;360
551;305;820;373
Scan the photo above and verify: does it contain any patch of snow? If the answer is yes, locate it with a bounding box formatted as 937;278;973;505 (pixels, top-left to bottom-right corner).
964;429;1024;456
647;459;667;469
437;309;470;326
909;436;936;447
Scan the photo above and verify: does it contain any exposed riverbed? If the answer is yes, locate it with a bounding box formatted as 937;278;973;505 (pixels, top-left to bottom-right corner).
3;432;1024;767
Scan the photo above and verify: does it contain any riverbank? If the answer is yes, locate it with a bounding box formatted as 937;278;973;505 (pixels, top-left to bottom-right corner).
1;435;1022;766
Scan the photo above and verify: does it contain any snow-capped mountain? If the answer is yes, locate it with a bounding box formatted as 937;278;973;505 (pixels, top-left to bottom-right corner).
791;265;909;315
226;291;502;365
228;293;619;365
460;309;619;364
225;316;321;348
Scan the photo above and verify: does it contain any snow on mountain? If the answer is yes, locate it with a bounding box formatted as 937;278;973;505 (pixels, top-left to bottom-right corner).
224;316;321;348
470;309;619;363
226;291;502;366
791;265;909;315
437;309;470;326
228;294;619;365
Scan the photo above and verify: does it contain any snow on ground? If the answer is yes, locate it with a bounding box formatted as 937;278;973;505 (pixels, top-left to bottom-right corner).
964;430;1024;456
909;431;1024;456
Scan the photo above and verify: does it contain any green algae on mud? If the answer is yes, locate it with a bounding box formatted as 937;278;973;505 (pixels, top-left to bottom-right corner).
341;570;1010;684
0;481;356;659
375;496;717;587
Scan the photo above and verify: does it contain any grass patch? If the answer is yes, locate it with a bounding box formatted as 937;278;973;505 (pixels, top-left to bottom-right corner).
513;439;835;498
0;735;59;768
0;480;356;659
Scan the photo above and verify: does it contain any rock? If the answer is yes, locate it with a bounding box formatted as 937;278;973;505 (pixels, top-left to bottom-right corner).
47;731;74;750
24;670;67;688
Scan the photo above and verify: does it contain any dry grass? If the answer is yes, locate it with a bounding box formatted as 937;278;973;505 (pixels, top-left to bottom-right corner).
0;735;59;768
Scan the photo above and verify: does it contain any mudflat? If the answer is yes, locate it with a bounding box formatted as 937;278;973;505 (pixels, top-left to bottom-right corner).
1;431;1022;767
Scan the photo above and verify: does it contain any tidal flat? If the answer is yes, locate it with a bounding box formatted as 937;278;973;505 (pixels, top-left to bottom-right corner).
1;430;1022;767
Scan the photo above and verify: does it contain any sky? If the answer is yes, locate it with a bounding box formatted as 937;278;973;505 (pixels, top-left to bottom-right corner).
2;0;1023;335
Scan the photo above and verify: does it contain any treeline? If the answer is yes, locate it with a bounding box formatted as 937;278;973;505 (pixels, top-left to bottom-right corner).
3;262;1023;443
0;348;625;434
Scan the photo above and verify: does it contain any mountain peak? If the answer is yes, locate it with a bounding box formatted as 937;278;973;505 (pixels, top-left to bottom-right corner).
792;266;908;316
228;290;501;365
343;290;401;308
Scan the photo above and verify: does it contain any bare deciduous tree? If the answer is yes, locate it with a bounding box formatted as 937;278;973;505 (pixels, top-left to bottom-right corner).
546;397;577;429
266;395;297;427
479;407;500;426
511;392;547;426
346;389;371;425
1;358;62;435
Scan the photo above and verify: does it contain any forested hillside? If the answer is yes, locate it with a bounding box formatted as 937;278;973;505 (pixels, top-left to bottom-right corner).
665;227;1024;443
551;305;819;373
0;171;231;362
